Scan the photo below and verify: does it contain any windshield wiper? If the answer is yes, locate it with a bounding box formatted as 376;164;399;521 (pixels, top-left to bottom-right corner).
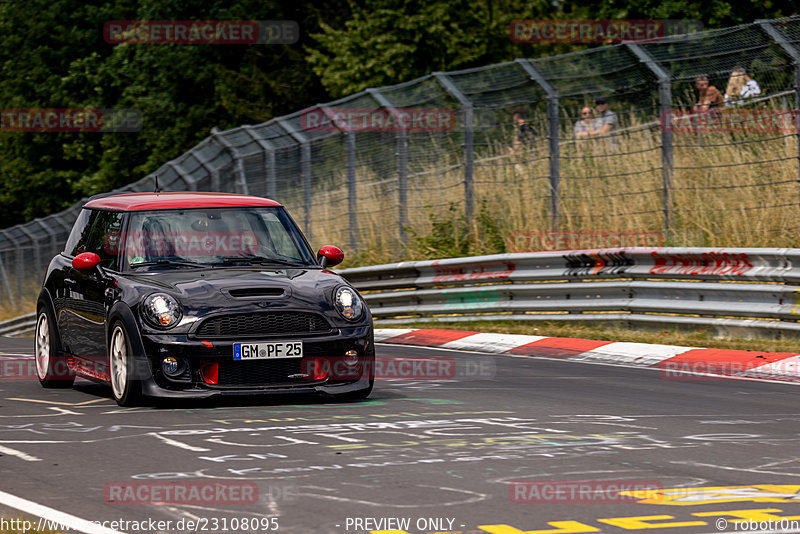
130;259;204;268
220;255;302;267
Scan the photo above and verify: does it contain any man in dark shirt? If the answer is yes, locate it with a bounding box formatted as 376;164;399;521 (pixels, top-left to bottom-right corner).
508;107;535;154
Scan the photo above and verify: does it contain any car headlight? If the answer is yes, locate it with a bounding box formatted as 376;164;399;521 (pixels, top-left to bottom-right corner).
334;286;363;321
142;293;182;329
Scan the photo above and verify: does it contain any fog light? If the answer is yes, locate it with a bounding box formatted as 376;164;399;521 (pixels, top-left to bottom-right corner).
344;350;359;365
162;356;179;375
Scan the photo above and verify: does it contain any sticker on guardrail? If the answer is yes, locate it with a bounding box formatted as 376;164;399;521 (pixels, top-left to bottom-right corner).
650;251;754;276
429;260;516;283
563;251;633;277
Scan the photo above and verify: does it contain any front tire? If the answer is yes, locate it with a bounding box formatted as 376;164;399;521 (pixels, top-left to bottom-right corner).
109;322;141;406
35;307;75;388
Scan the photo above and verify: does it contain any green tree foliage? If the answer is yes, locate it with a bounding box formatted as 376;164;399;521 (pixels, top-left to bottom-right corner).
0;0;345;227
1;0;797;226
307;0;798;98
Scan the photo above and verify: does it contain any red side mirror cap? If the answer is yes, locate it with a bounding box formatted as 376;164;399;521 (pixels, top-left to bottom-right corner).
317;245;344;268
72;252;101;272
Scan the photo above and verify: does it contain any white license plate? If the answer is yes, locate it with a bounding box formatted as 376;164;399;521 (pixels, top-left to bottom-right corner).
233;341;303;360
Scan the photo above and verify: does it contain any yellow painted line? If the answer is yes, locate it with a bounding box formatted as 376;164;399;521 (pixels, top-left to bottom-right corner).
791;288;800;315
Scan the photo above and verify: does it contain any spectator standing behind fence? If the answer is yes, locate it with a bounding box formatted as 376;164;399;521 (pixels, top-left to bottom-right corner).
507;107;536;155
592;96;619;149
574;106;598;138
724;67;761;106
693;75;724;112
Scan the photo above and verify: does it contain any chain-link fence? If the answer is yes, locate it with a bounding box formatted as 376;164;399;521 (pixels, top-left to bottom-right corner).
2;16;800;308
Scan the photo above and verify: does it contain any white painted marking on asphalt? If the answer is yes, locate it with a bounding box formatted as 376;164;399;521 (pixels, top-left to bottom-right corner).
0;489;125;534
47;406;82;415
275;436;319;445
7;397;109;406
313;433;364;443
0;444;41;462
150;432;210;452
0;440;71;444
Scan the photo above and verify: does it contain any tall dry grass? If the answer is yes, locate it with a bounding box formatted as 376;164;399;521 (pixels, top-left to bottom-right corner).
301;113;800;266
1;112;797;317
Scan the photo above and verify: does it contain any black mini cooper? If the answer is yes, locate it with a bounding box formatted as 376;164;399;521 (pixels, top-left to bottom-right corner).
34;192;374;405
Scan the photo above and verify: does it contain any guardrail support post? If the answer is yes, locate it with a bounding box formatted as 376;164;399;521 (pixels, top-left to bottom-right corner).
517;59;560;230
276;118;313;241
368;89;409;244
433;72;475;226
626;43;674;239
757;20;800;208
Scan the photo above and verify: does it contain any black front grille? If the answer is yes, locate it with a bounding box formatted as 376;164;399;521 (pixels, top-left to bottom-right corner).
218;358;305;386
196;312;332;338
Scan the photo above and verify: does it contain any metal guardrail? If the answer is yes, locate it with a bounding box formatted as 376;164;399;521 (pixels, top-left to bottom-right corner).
4;247;800;338
339;247;800;337
0;312;36;337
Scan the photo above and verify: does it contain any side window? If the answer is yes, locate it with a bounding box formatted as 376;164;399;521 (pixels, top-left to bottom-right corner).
64;209;97;257
84;211;125;270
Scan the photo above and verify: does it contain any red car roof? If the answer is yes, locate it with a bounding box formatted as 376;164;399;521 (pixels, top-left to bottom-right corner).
84;192;282;211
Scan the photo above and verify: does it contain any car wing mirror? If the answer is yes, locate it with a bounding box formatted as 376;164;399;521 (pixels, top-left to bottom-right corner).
317;246;344;268
72;252;102;273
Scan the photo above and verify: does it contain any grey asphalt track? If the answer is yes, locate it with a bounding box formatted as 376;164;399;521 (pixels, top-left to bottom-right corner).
1;336;800;534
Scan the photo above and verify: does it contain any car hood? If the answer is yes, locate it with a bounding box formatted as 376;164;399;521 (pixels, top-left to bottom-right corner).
121;266;355;319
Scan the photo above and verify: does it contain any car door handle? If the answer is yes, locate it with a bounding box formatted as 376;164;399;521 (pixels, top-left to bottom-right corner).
64;278;77;286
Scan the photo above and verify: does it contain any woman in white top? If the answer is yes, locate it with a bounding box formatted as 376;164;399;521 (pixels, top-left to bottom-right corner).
724;67;761;106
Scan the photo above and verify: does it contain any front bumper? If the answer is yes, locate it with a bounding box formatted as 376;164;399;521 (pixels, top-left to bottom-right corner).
135;325;374;398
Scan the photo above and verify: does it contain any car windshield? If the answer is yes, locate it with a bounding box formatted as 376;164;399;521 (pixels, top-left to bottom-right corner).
121;206;316;269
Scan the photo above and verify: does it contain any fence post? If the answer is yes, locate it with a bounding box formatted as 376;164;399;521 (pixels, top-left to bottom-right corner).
0;251;13;308
275;117;313;241
211;128;249;195
190;141;219;191
168;162;200;191
18;225;42;280
345;132;359;250
36;220;62;274
433;72;474;226
367;88;408;244
241;125;277;199
0;230;24;305
516;59;560;230
757;20;800;207
626;43;674;239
